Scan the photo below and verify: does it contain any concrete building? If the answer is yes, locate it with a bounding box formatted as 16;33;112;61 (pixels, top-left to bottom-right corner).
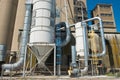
56;0;87;24
56;0;74;24
74;0;87;22
0;0;18;63
92;4;116;32
11;0;26;52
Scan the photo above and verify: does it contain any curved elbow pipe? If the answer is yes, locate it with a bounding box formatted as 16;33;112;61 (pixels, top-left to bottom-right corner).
83;17;106;57
2;58;24;70
81;67;88;74
2;2;32;70
60;22;71;47
96;17;106;57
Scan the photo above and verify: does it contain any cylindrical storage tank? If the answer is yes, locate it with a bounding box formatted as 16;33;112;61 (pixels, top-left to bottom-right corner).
30;0;55;43
75;22;84;56
0;0;18;62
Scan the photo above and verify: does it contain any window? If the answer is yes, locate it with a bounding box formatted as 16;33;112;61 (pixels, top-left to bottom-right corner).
73;0;77;5
103;21;114;25
75;16;82;22
100;5;111;9
77;8;81;12
101;13;112;17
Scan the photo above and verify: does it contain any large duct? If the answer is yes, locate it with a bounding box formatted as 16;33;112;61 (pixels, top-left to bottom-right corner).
71;46;77;66
81;22;88;73
2;0;32;70
59;22;71;47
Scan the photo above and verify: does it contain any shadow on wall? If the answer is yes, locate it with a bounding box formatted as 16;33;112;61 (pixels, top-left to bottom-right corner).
105;39;114;68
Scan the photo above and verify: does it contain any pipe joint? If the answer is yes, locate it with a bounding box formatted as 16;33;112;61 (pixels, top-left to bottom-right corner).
58;22;71;47
81;67;88;74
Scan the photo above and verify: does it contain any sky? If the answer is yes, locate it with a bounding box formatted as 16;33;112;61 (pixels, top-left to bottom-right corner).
87;0;120;32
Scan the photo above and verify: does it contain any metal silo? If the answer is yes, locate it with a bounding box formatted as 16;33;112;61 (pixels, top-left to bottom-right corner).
30;0;55;43
29;0;56;72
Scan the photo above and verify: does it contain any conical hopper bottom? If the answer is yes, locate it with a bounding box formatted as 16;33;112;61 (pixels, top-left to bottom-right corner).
29;44;54;68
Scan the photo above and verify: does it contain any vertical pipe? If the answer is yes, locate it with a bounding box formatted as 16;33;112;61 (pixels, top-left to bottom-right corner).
71;46;76;64
2;0;32;71
22;46;27;77
56;24;62;76
98;17;106;56
54;44;56;76
55;22;71;75
81;22;88;73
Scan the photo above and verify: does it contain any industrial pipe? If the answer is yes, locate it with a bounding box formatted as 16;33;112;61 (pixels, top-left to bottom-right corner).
59;22;71;47
61;0;71;47
69;17;105;75
69;17;106;57
71;46;76;65
82;17;106;57
68;46;79;76
55;22;71;76
80;22;88;74
70;22;89;75
2;0;32;71
78;17;106;74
